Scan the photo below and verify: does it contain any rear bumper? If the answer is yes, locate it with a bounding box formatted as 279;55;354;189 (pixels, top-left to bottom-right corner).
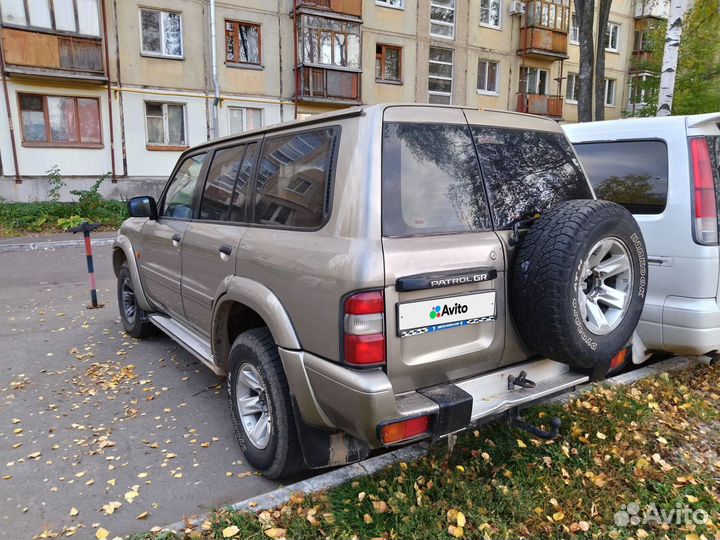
279;349;588;448
660;296;720;355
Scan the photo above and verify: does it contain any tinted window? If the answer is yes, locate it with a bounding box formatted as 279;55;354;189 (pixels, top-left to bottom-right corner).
574;140;669;215
200;143;257;221
470;127;592;228
162;153;206;219
253;129;335;229
382;122;491;236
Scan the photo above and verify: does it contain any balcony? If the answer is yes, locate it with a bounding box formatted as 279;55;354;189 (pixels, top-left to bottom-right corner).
296;65;361;104
516;93;563;118
1;28;105;82
297;0;362;18
630;50;655;72
518;26;569;60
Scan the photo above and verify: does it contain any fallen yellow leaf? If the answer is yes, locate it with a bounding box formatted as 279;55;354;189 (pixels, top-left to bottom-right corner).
517;439;527;448
448;524;464;538
686;495;699;504
457;512;466;527
264;528;287;539
70;507;79;517
95;528;109;540
136;511;149;520
222;525;239;538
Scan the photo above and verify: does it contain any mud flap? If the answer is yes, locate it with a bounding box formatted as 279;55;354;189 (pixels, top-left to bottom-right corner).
291;397;370;469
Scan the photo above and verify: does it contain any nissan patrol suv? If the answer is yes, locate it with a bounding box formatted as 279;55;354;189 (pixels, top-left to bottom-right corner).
114;104;647;478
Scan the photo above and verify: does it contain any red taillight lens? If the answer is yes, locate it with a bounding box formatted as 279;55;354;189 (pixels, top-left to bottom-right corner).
343;290;385;366
691;137;718;244
380;415;432;445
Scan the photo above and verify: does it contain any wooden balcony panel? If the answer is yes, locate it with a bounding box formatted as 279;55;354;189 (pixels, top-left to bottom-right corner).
518;27;569;59
516;93;563;117
2;28;104;76
299;66;360;103
298;0;362;17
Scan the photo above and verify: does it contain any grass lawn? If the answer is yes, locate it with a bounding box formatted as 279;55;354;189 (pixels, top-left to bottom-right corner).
0;201;127;237
133;364;720;540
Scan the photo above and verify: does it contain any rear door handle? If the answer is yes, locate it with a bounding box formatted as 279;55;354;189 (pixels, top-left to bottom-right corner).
219;245;233;260
172;233;181;247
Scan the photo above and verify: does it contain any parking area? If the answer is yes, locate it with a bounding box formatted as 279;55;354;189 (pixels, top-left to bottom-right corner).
0;246;278;538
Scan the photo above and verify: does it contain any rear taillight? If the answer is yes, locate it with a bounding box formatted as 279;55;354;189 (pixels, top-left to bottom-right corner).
379;415;432;445
691;137;718;245
343;291;385;366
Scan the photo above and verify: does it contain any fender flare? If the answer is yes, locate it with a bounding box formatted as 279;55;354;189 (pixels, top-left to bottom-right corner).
211;276;301;371
113;235;153;312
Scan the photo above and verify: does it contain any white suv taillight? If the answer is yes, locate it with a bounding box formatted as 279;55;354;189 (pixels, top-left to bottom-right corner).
343;291;386;366
691;137;719;245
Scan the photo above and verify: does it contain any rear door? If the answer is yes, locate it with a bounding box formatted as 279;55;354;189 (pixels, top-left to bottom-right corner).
139;152;208;320
180;140;260;336
381;107;507;393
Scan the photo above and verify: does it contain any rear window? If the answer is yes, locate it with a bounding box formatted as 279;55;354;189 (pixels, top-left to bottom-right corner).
382;122;492;236
470;126;592;229
573;140;669;215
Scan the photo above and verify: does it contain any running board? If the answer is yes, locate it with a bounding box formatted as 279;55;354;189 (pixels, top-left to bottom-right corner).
455;360;589;422
148;314;222;375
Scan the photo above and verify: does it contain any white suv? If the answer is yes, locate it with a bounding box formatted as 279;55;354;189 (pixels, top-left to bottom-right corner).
564;113;720;365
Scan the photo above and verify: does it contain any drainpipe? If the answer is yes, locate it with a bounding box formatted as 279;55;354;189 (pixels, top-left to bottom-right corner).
293;0;299;119
0;27;21;184
101;0;118;182
209;0;220;139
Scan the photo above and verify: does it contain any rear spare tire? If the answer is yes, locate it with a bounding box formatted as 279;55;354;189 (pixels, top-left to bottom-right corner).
510;199;647;370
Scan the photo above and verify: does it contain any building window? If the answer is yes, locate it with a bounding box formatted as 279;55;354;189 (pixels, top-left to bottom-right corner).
376;44;402;82
604;78;616;106
145;102;186;147
479;0;501;28
477;59;499;94
376;0;404;8
565;72;579;102
140;9;183;58
526;0;570;31
0;0;100;36
570;13;579;43
18;93;101;147
633;30;650;52
228;107;263;135
521;66;548;95
428;47;453;104
225;20;261;65
430;0;455;39
606;22;620;52
299;16;361;69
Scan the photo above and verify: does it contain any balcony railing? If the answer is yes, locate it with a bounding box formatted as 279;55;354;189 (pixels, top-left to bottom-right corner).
516;93;563;117
297;0;362;17
1;28;104;78
297;66;361;103
518;26;569;59
630;50;655;71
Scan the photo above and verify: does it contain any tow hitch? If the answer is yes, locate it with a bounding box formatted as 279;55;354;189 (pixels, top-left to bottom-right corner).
508;370;536;390
508;407;562;440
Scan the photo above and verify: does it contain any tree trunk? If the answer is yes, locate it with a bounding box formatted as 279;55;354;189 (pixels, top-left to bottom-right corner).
575;0;596;122
594;0;612;120
657;0;691;115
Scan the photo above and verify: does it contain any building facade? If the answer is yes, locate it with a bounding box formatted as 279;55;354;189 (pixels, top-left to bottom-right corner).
0;0;663;200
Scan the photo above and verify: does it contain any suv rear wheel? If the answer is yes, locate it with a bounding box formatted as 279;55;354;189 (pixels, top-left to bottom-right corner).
227;327;304;479
510;200;647;370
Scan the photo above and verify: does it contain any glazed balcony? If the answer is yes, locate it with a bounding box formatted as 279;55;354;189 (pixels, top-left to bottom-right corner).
1;28;105;82
296;0;362;18
296;65;361;104
518;0;570;60
516;93;563;118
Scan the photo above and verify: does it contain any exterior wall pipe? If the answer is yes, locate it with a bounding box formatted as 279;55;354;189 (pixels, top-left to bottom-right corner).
101;0;118;182
209;0;220;139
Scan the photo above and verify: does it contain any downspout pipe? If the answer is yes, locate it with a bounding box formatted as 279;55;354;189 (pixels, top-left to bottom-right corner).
209;0;220;139
101;0;118;182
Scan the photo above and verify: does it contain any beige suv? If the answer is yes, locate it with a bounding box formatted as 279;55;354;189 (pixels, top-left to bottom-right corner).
113;104;647;478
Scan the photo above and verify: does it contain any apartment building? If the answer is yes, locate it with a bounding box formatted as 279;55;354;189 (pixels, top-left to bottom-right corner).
0;0;662;200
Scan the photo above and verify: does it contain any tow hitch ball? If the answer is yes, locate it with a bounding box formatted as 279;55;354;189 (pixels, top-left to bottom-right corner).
508;407;562;440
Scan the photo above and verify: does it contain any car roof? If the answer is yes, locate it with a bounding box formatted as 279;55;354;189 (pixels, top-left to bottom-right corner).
562;113;720;142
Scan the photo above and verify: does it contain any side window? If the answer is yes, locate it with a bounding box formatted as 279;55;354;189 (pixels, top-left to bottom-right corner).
253;129;335;229
162;153;206;219
200;143;258;221
573;141;668;215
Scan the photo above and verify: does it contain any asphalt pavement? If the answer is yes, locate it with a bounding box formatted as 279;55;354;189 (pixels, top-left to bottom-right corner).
0;245;278;538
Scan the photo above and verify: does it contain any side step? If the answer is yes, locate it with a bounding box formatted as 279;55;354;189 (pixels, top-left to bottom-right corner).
148;314;222;375
455;360;589;422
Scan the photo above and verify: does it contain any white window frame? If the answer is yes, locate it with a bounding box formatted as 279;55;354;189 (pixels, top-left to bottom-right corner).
605;22;620;52
565;72;579;103
287;177;312;196
477;59;500;95
522;66;549;95
375;0;405;9
139;8;184;59
569;13;579;44
144;101;187;146
479;0;502;30
430;0;456;40
0;0;101;36
604;78;616;106
227;106;263;135
428;47;454;104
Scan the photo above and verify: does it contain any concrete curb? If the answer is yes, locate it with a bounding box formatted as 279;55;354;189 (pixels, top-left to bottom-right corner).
0;237;115;253
161;356;693;535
